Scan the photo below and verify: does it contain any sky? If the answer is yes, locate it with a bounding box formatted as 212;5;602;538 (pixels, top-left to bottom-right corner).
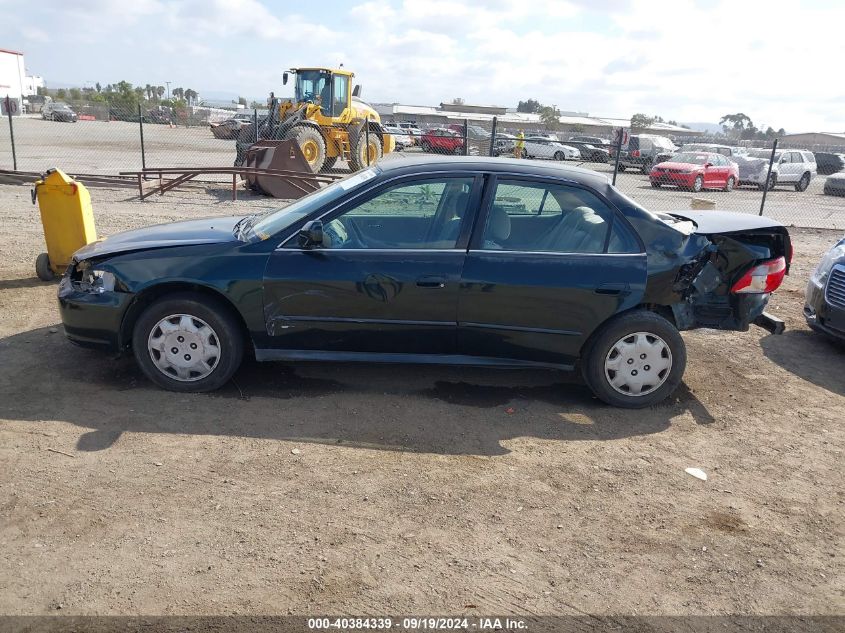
1;0;841;132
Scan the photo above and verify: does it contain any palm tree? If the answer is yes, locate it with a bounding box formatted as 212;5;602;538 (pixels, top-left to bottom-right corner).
184;88;197;105
156;86;165;101
172;87;184;101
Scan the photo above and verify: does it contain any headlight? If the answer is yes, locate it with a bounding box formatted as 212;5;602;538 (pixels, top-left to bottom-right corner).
74;263;117;293
679;169;694;174
811;242;845;286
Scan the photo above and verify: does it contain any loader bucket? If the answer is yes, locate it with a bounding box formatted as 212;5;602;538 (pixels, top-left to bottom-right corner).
241;139;321;199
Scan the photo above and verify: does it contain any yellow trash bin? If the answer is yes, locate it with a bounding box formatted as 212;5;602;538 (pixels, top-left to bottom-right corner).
31;169;97;281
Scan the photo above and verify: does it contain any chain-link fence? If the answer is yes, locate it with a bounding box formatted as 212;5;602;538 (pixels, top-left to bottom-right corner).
1;96;844;229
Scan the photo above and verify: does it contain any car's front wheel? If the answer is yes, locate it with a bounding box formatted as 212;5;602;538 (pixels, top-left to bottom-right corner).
691;175;704;192
582;311;686;408
132;293;244;392
795;172;810;192
554;151;565;161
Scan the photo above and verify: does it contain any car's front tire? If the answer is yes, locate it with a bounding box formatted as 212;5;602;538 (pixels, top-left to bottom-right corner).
581;310;686;408
132;292;244;393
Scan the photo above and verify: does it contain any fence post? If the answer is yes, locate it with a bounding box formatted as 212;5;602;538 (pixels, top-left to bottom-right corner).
365;115;370;167
4;95;16;170
489;116;497;157
759;138;778;216
138;104;146;171
254;107;258;143
611;127;624;186
463;119;469;156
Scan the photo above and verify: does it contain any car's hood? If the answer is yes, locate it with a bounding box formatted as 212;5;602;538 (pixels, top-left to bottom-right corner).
669;210;784;234
74;216;242;261
654;161;702;170
827;172;845;182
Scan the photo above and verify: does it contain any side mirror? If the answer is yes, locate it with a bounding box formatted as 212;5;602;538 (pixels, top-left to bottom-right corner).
705;162;713;168
298;220;324;248
282;72;288;86
352;84;361;98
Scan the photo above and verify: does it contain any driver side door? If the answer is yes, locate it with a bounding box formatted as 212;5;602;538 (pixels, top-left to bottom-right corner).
261;175;480;357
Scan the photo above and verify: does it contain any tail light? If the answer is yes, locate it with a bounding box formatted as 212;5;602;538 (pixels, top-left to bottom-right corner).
631;150;640;157
730;257;786;294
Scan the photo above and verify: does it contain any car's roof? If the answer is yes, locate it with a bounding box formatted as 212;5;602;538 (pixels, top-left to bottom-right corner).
377;155;610;187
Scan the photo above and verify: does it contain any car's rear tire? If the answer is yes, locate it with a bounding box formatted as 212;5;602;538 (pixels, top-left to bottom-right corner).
795;172;810;192
692;175;704;192
581;310;686;408
759;174;776;191
640;159;653;174
132;292;244;393
554;151;565;161
724;176;735;192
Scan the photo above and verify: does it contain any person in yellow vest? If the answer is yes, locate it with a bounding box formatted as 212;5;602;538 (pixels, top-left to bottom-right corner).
514;130;525;158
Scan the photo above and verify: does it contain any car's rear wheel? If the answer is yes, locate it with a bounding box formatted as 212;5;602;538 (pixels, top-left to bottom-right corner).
554;151;565;161
724;176;735;192
132;293;244;393
691;175;704;192
582;311;686;408
640;159;653;174
795;172;810;192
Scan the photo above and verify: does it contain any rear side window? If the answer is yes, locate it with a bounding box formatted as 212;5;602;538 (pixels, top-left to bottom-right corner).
479;180;640;254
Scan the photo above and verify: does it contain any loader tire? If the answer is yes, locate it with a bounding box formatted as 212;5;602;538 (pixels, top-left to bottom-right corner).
284;125;326;173
350;129;383;171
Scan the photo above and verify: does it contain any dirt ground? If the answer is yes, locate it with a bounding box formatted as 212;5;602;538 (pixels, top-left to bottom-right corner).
0;182;842;617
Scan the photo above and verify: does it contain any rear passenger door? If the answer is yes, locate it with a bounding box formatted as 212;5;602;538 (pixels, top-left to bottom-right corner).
457;177;647;368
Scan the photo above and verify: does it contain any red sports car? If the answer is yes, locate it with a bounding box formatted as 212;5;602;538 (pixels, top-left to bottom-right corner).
650;151;739;192
420;128;464;154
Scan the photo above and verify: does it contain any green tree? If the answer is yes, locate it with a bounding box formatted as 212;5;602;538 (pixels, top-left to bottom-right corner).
37;86;47;96
172;87;184;101
719;113;753;137
538;105;561;128
184;88;198;105
95;82;102;93
68;87;82;101
56;88;67;100
517;98;541;113
630;113;656;129
237;96;247;106
155;86;165;100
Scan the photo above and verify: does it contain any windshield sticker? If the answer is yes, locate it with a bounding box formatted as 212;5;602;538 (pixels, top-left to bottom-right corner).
339;169;377;190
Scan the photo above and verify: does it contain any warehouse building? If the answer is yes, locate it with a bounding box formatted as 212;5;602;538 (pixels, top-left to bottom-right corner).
0;48;26;114
780;132;845;148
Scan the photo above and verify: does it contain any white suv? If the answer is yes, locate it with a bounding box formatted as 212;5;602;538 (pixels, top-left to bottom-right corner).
745;149;817;191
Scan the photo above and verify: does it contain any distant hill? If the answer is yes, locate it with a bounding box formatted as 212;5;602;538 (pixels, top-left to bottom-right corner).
681;122;723;135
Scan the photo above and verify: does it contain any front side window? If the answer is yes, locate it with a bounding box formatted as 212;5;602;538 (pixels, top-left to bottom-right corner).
479;180;639;254
322;178;474;249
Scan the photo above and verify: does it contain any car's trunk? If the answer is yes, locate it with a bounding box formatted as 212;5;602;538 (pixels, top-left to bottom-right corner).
660;211;792;332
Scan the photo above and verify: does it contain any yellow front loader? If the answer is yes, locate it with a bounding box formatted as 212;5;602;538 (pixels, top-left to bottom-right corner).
236;67;394;174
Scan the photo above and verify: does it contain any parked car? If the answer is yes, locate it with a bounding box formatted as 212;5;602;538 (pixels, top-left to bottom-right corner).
805;236;845;342
744;149;817;191
563;141;610;163
681;143;748;160
814;152;845;176
492;133;516;157
210;113;255;139
388;121;423;144
824;172;845;196
568;135;610;147
420;128;464;154
383;125;413;150
57;156;791;408
522;137;580;160
41;102;78;122
617;134;677;173
650;151;740;192
147;105;175;125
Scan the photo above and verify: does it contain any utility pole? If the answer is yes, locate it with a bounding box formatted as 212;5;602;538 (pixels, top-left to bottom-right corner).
165;81;171;100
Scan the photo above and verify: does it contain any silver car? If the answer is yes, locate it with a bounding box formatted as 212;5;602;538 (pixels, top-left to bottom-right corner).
523;137;581;161
741;149;818;191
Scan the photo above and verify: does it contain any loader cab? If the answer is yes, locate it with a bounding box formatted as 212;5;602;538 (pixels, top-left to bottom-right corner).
284;68;353;120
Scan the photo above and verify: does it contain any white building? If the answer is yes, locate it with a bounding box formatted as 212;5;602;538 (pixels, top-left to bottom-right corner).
0;47;43;115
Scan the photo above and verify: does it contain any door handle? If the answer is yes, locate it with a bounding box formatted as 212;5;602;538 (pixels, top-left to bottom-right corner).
417;276;447;288
595;282;630;295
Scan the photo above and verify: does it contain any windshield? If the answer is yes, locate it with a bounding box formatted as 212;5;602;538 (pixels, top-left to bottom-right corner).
668;152;710;165
295;70;331;105
249;167;380;241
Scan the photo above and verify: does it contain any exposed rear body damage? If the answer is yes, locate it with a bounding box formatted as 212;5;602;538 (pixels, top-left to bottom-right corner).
636;211;791;332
